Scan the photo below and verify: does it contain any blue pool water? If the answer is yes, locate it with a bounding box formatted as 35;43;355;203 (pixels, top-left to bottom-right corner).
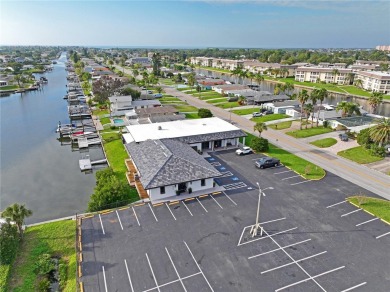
113;118;124;124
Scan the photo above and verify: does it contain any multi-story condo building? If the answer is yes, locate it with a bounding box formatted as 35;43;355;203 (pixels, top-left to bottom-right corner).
295;66;353;84
190;57;244;70
375;45;390;52
354;71;390;94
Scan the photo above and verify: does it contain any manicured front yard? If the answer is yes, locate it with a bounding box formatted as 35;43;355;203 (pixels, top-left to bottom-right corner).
92;109;109;117
173;105;199;112
286;126;333;138
348;196;390;222
100;117;111;125
338;146;384;164
185;112;200;119
6;220;76;292
310;138;338;148
231;108;262;115
206;98;229;104
269;121;293;130
241;133;325;180
215;102;240;109
251;114;290;123
0;85;18;91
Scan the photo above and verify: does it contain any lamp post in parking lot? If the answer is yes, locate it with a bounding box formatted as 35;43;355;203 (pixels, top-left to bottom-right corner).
250;182;273;238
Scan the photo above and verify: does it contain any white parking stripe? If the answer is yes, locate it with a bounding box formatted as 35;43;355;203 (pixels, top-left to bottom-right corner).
326;200;346;208
281;175;300;180
290;180;311;186
249;239;311;259
210;195;223;209
148;203;158;222
275;266;345;292
116;210;124;230
341;282;367;292
341;209;362;217
196;197;208;212
165;247;187;292
238;227;298;246
146;253;160;292
261;251;327;274
102;265;108;292
124;259;135;292
184;241;214;292
142;272;201;292
223;191;237;206
182;201;193;216
274;170;293;175
132;206;140;226
356;217;379;226
165;203;177;221
98;214;105;235
376;231;390;239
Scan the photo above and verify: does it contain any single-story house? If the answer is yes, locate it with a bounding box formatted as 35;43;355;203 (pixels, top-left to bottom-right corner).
123;117;247;151
125;139;222;202
328;116;378;132
109;95;161;116
0;80;8;87
136;105;179;119
263;100;300;114
212;84;248;95
198;79;225;87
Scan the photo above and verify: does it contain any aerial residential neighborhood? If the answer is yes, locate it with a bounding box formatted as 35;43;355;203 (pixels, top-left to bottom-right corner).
1;1;390;292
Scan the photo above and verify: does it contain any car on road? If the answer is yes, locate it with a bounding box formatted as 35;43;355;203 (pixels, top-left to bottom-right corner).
255;157;280;169
252;112;263;117
339;133;349;141
236;146;253;156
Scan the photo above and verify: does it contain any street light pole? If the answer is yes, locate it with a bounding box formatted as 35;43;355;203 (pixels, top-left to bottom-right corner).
250;182;273;238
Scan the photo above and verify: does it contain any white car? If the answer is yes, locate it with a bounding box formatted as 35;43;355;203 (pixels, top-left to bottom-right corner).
252;112;263;117
236;146;253;156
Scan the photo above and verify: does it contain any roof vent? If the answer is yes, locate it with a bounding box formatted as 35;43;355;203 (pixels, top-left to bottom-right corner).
203;123;206;126
158;125;162;130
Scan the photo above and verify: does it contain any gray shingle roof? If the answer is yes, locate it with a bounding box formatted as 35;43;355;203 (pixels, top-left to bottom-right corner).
174;129;246;144
125;139;221;189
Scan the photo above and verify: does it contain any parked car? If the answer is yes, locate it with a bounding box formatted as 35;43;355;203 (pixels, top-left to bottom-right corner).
255;157;280;169
263;110;273;115
153;93;163;98
147;90;153;94
252;112;263;117
339;133;349;141
236;146;253;156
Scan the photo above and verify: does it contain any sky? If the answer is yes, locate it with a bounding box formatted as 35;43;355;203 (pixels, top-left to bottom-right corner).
0;0;389;48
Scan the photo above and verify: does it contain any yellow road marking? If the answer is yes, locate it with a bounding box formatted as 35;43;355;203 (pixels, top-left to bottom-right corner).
134;203;145;207
100;210;112;215
79;253;83;262
349;202;360;208
169;201;179;205
152;203;164;207
212;192;222;195
78;265;82;277
381;219;390;226
117;206;129;211
82;215;94;219
80;282;84;292
199;194;209;198
185;198;195;201
363;209;375;216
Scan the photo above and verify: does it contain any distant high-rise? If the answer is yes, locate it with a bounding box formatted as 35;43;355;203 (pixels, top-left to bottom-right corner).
376;45;390;51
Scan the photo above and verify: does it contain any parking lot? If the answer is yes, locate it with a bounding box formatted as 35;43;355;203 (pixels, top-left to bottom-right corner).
80;149;390;292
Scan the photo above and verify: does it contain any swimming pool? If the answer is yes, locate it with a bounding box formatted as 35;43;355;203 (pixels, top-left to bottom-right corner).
113;118;124;124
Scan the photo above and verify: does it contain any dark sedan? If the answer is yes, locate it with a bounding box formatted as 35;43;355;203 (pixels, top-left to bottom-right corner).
255;157;280;169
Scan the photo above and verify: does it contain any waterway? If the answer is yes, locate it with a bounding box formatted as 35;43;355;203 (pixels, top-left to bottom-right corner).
196;69;390;117
0;52;97;224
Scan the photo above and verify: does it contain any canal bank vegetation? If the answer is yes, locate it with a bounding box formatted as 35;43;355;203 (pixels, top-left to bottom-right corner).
5;220;76;292
241;132;326;179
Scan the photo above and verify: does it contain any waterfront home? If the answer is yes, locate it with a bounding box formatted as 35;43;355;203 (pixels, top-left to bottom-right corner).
263;100;300;114
354;71;390;94
328;116;378;132
0;80;8;87
212;84;248;95
125;139;222;202
109;95;161;117
295;66;353;84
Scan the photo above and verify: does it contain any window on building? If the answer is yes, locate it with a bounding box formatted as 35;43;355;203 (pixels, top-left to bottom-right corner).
160;186;165;194
201;179;206;186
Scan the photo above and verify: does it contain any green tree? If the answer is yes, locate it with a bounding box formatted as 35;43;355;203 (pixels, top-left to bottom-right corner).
296;89;309;129
0;219;20;264
254;72;264;85
198;108;213;118
152;53;162;76
155;86;163;94
357;128;374;149
354;79;363;88
368;92;383;114
345;73;355;85
253;122;267;137
1;203;33;239
314;88;328;127
303;103;314;129
336;101;361;117
14;74;22;88
187;72;196;89
250;136;269;152
369;118;390;147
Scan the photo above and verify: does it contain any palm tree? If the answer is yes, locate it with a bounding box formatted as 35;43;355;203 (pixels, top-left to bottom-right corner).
369;118;390;147
345;73;355;85
296;89;309;130
254;73;264;86
274;83;282;95
247;71;255;85
155;86;163;94
354;79;363;88
336;101;361;117
315;88;328;127
309;90;318;128
282;82;294;97
280;68;289;78
14;74;22;88
239;70;250;85
332;69;339;83
1;203;33;239
303;103;314;129
230;68;242;84
254;122;267;137
368;92;383;114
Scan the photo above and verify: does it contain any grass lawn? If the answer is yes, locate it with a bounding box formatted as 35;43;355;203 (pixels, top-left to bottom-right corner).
338;146;384;164
200;95;225;101
241;132;325;180
100;117;111;125
215;102;240;109
251;114;290;123
0;85;18;91
286;126;333;138
199;66;232;74
159;97;183;102
269;121;293;130
231;108;262;115
92;109;109;117
185;112;200;119
348;196;390;222
102;138;129;182
174;105;199;112
0;265;10;292
158;78;176;86
6;220;76;292
206;98;229;104
310;138;338;148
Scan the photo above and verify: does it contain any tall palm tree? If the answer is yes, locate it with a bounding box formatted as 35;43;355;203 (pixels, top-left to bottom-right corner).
282;82;294;97
303;103;314;129
254;73;264;86
354;79;363;88
247;71;255;85
332;69;339;83
309;90;318;128
280;68;289;78
296;89;309;130
240;70;250;85
336;101;361;117
345;73;355;85
369;118;390;147
315;88;328;127
274;83;282;95
14;74;22;88
1;203;33;239
368;92;383;114
230;67;242;84
254;122;267;137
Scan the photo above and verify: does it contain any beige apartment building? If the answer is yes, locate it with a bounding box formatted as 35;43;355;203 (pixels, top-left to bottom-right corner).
354;71;390;94
190;57;244;70
295;66;353;84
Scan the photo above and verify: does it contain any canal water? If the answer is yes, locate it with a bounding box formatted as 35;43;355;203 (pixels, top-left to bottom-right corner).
0;53;97;224
197;69;390;117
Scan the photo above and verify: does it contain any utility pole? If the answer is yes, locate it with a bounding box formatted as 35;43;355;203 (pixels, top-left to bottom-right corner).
250;182;273;238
